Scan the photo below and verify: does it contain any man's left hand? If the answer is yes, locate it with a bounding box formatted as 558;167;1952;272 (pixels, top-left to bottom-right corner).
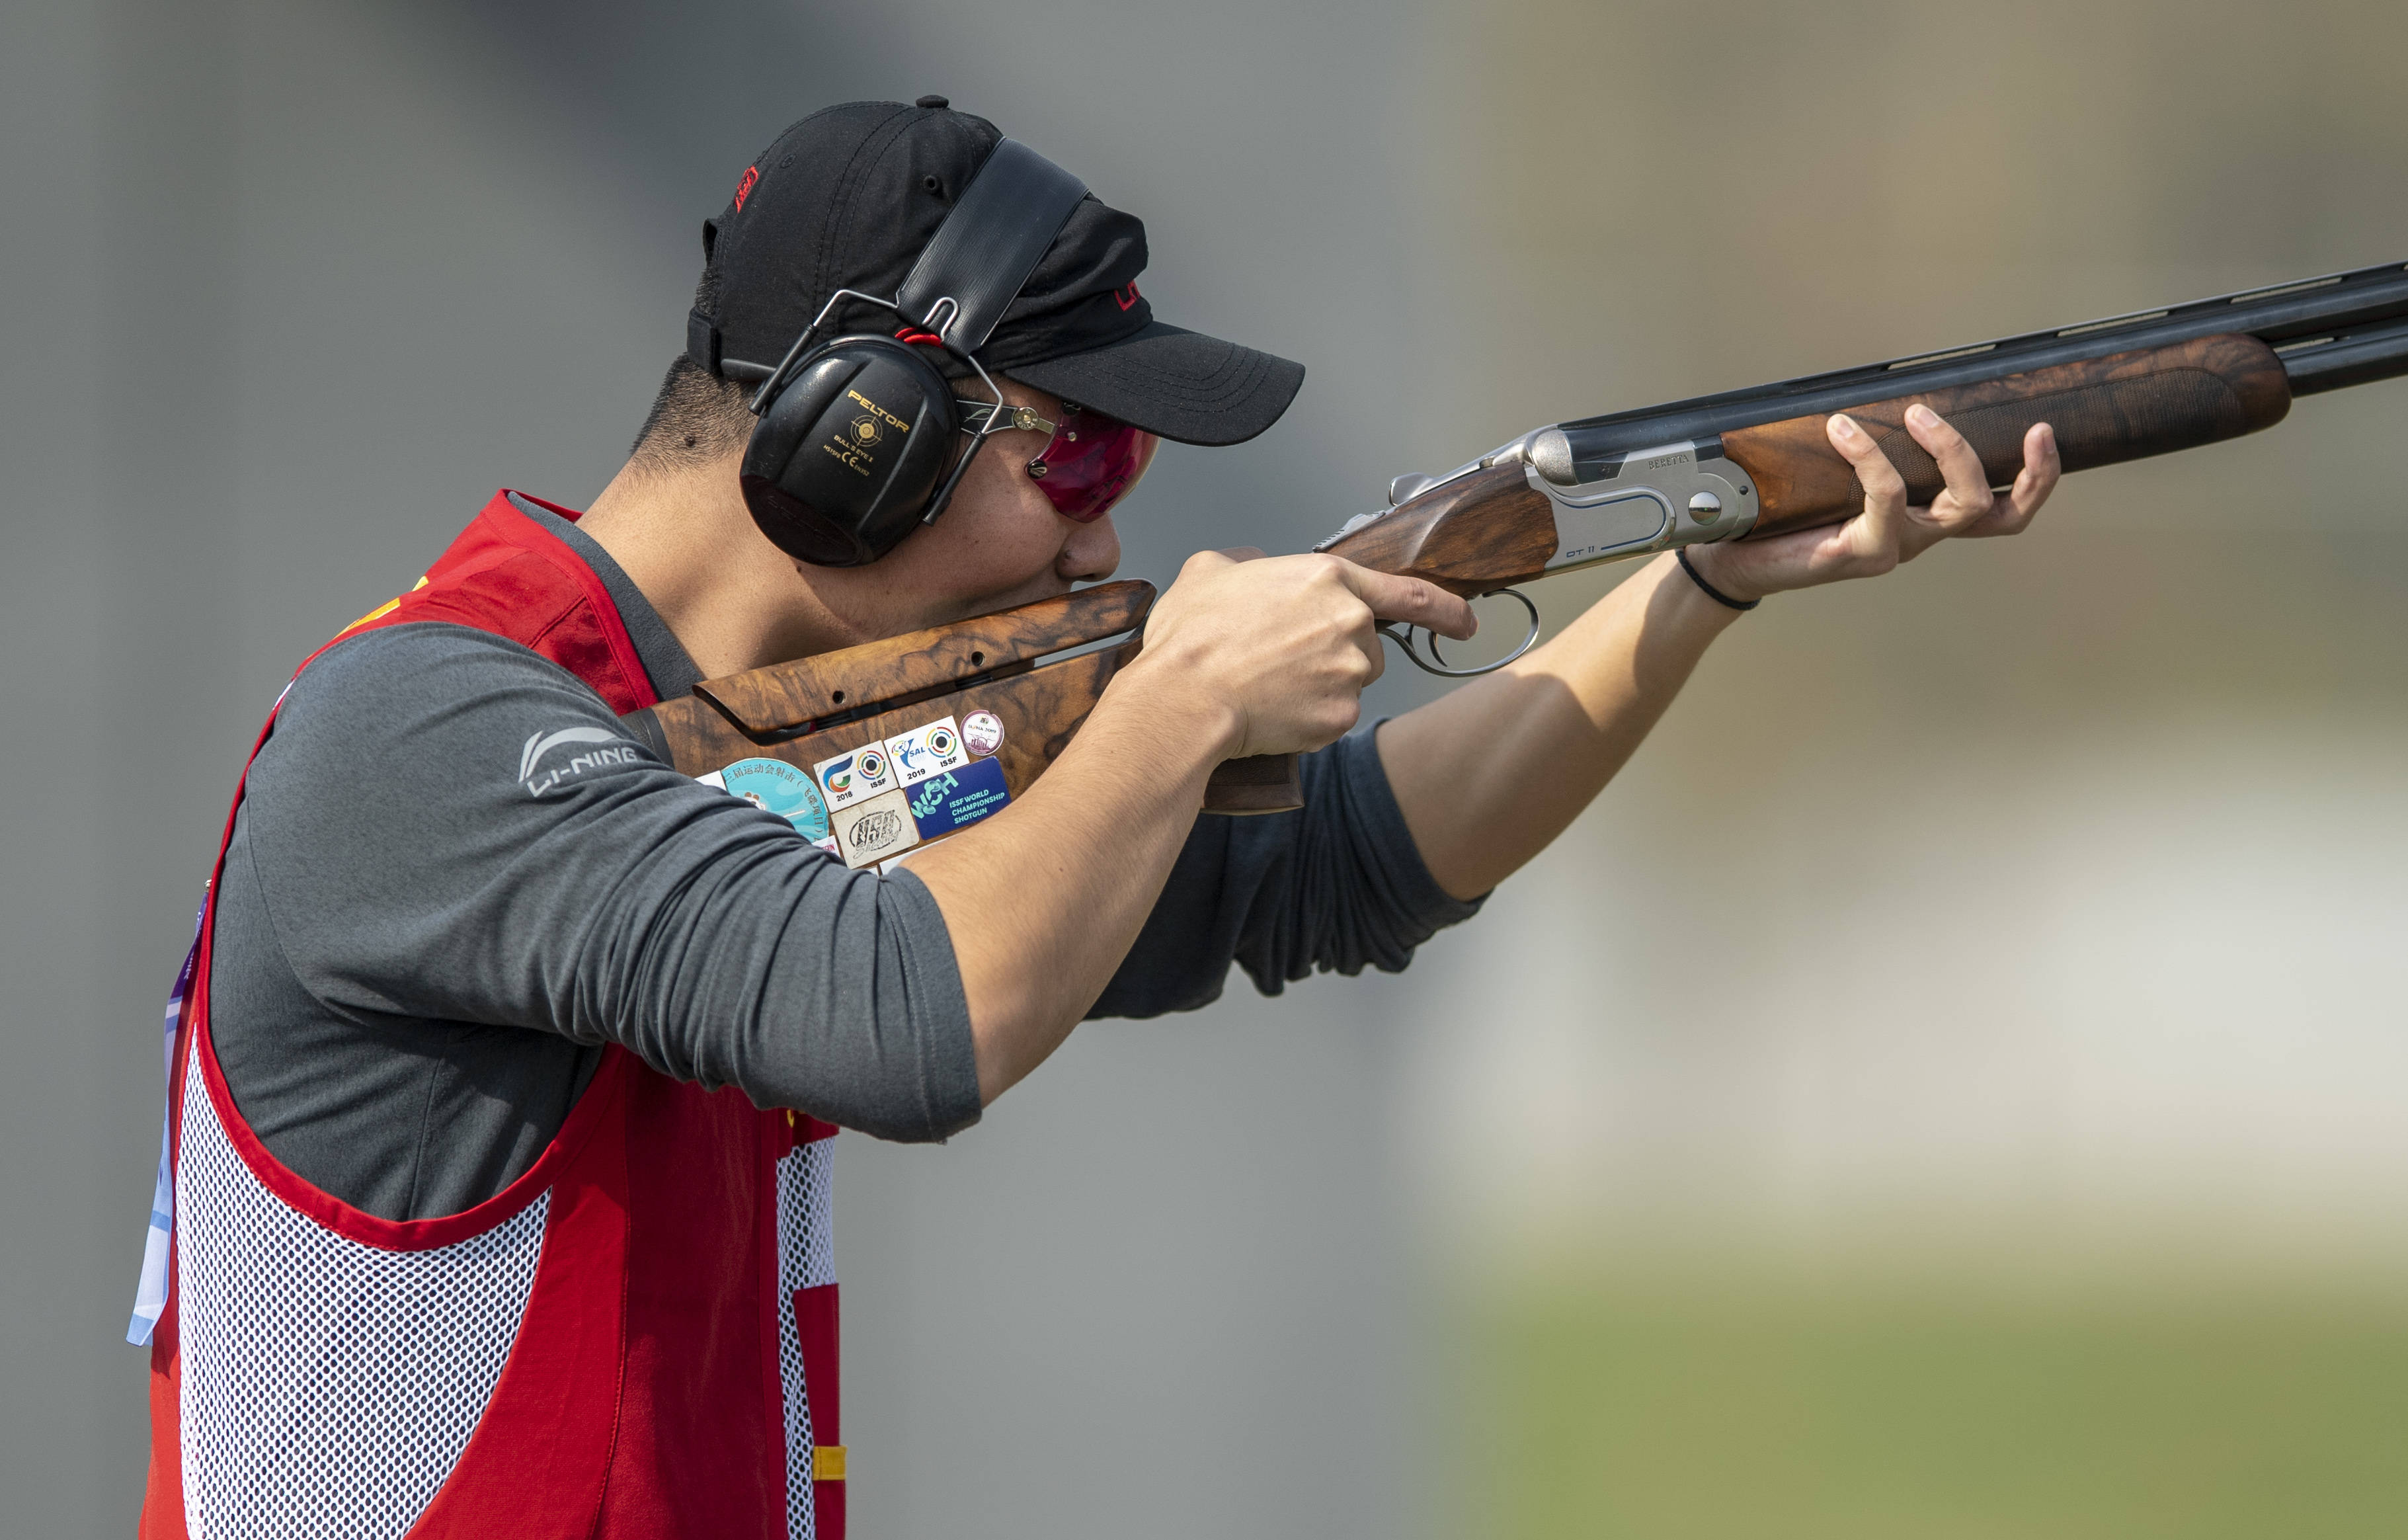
1686;406;2062;601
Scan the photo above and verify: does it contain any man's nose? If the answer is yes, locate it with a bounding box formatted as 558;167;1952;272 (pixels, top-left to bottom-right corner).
1060;514;1121;584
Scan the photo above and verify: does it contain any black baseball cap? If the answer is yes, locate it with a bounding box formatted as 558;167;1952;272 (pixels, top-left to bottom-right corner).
686;98;1304;448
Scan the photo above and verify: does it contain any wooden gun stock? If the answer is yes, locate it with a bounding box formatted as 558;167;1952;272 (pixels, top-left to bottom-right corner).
1312;463;1560;597
623;580;1304;868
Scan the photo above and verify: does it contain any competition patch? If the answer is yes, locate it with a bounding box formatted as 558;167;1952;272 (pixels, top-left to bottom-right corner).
833;786;920;868
709;757;830;843
961;709;1004;758
884;716;967;788
813;744;894;811
906;755;1012;838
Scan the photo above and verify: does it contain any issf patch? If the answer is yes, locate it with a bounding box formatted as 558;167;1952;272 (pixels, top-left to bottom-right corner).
813;743;894;811
905;754;1012;838
707;757;832;843
885;715;968;788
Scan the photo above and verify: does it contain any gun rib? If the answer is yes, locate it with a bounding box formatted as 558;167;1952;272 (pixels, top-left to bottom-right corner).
1559;259;2408;458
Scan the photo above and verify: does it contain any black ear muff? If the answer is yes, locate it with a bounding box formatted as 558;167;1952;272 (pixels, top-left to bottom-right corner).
730;140;1088;566
741;335;959;567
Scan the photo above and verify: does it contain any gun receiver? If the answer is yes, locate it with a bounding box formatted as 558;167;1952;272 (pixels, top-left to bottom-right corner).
633;260;2408;858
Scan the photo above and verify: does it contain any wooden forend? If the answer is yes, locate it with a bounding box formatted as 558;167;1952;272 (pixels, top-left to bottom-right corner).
1724;333;2292;538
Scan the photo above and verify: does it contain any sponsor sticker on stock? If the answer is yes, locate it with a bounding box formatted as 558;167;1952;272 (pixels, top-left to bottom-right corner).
961;709;1004;758
905;755;1012;838
709;757;831;842
833;787;921;868
698;770;840;856
813;744;895;811
884;716;968;788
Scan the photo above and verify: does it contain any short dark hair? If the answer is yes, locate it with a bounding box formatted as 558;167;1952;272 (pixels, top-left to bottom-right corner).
627;354;756;473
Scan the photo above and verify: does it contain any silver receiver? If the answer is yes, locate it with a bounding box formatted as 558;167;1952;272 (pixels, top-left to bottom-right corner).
1308;430;1758;676
1313;429;1757;563
1523;429;1758;574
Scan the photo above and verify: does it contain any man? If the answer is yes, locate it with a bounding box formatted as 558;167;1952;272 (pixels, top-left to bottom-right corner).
136;98;2056;1538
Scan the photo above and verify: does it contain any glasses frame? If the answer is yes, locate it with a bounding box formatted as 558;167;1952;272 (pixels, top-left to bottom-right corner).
954;397;1154;522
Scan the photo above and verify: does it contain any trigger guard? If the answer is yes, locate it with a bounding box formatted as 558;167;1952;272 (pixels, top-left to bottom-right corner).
1377;587;1543;678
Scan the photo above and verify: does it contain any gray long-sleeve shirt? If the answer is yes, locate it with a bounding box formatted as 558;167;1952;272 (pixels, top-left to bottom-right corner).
209;504;1480;1220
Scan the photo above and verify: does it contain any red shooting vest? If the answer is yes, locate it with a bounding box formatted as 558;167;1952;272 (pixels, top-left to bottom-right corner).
141;492;845;1540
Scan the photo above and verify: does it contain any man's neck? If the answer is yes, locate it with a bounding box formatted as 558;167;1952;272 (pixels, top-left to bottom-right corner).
578;455;846;679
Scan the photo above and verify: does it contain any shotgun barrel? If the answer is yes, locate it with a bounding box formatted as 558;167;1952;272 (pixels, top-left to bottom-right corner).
1562;259;2408;453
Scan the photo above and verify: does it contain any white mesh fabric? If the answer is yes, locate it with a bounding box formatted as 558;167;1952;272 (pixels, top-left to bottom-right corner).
774;1137;836;1540
780;1138;835;1293
176;1051;547;1540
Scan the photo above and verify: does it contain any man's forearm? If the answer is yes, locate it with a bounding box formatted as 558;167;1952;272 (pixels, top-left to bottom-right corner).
906;656;1229;1104
1377;553;1742;900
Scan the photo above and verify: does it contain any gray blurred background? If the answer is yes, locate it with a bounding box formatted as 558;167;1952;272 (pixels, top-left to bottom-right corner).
7;2;2407;1536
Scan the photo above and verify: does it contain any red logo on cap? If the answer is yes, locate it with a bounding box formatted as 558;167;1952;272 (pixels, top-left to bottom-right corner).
733;166;759;211
1113;282;1143;312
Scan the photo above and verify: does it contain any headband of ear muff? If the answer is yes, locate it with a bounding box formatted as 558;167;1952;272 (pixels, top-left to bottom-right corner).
896;139;1090;352
740;140;1090;567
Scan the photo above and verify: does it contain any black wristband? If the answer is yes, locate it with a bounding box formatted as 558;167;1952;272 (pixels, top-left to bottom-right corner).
1677;547;1760;612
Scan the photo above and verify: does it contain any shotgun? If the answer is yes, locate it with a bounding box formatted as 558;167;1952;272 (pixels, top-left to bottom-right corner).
623;258;2408;866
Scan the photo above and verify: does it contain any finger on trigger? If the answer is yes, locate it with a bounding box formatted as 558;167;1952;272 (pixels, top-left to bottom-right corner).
1345;564;1477;640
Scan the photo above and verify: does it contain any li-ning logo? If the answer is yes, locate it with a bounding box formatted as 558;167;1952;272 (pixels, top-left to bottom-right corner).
1113;282;1142;312
519;725;643;796
733;166;759;211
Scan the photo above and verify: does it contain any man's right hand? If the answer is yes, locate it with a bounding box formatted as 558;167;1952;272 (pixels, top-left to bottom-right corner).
911;547;1470;1106
1123;549;1478;760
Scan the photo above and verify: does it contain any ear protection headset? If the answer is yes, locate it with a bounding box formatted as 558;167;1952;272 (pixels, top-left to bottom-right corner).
737;140;1091;567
